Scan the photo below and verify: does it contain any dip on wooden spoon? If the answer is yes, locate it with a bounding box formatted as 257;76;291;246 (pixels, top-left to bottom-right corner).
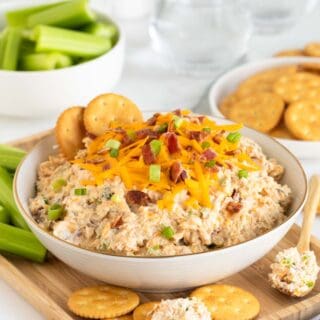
269;175;320;297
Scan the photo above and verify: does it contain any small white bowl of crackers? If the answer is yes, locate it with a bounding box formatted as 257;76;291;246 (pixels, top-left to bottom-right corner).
209;57;320;160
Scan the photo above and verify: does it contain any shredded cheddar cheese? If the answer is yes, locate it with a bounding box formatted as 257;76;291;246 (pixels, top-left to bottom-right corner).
73;111;261;209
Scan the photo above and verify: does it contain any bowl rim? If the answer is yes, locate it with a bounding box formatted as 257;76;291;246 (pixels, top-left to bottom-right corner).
0;5;124;75
209;56;320;145
13;120;308;261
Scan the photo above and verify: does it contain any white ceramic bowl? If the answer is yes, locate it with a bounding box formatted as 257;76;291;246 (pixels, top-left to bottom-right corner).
14;119;307;292
209;57;320;160
0;1;125;118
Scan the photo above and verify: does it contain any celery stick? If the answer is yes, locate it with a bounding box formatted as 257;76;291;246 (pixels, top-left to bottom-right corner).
2;28;22;71
0;166;29;230
0;29;8;68
0;223;46;263
82;22;118;40
0;144;26;170
27;0;95;29
0;205;10;224
35;25;112;58
19;39;35;56
21;52;73;71
6;2;65;27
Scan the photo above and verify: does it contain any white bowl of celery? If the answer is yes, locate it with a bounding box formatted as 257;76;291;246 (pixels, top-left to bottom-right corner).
0;0;124;117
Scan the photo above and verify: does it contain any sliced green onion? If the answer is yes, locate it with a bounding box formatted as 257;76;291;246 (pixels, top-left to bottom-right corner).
27;0;95;29
205;160;216;168
202;127;211;133
201;141;210;149
227;132;242;143
149;164;161;182
0;144;26;170
0;166;29;230
150;139;162;156
82;22;118;41
34;25;112;58
52;178;67;192
157;123;168;133
2;28;22;70
0;205;10;224
109;148;119;158
5;2;65;27
111;194;121;203
74;188;87;196
238;169;248;179
48;203;63;220
161;226;174;240
20;52;73;71
105;139;121;150
306;281;314;288
127;130;136;141
173;116;183;129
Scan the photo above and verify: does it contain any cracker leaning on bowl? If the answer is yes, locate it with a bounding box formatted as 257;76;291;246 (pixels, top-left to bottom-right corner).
218;64;320;141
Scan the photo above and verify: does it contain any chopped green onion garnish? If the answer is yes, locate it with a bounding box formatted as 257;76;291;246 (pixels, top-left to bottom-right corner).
306;281;314;288
157;123;168;133
111;194;121;203
201;141;210;149
74;188;87;196
105;139;121;150
238;169;248;179
149;164;161;182
161;226;174;240
202;127;211;133
52;178;67;192
150;139;162;156
173;116;183;129
227;132;242;143
48;203;63;220
109;148;119;158
127;130;136;141
205;160;216;168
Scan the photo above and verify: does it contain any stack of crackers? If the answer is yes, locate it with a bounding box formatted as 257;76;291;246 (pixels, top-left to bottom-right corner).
275;42;320;58
67;284;260;320
219;64;320;141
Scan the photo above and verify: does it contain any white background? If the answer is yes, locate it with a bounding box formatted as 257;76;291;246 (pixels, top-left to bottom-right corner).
1;0;320;319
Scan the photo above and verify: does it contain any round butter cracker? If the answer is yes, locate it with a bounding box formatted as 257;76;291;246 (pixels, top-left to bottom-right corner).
273;72;320;103
190;284;260;320
284;100;320;141
133;301;159;320
55;106;86;159
228;92;284;132
304;42;320;57
68;285;140;319
84;93;143;136
274;49;304;57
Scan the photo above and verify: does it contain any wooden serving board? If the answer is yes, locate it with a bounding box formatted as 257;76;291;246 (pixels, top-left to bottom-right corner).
0;131;320;320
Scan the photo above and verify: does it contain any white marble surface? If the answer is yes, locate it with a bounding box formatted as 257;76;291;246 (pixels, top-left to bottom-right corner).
1;2;320;319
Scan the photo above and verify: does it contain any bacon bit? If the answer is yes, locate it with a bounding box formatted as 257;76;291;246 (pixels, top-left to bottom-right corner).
102;164;110;171
225;162;233;170
165;132;181;154
225;149;238;156
201;149;216;161
170;161;187;183
121;132;133;147
212;133;224;144
111;216;123;228
197;115;205;123
136;128;158;140
226;201;242;214
142;143;156;165
146;113;160;126
125;190;151;207
186;146;192;151
173;109;182;116
188;130;208;142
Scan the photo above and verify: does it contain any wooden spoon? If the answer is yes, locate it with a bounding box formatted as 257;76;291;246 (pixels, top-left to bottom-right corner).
269;175;320;297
